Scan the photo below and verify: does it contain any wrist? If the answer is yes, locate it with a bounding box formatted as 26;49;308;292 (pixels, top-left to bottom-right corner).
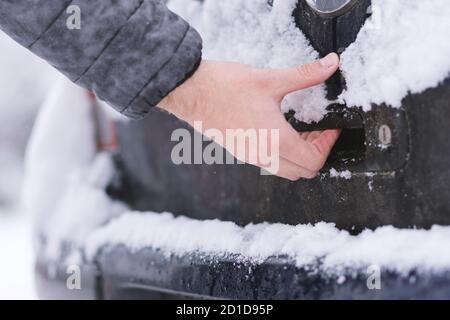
158;60;206;121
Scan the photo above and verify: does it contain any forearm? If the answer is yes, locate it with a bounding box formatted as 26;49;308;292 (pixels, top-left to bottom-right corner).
0;0;202;119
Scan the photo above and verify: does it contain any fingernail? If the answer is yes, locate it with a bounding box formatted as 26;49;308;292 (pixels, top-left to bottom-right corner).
320;53;339;68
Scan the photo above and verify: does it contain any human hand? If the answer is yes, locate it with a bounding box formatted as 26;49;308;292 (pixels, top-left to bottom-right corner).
159;53;341;180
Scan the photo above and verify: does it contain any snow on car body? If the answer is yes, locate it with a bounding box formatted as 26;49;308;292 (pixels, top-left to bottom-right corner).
29;0;450;299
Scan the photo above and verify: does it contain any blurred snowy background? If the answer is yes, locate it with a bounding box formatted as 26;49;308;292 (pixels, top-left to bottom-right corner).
0;32;58;299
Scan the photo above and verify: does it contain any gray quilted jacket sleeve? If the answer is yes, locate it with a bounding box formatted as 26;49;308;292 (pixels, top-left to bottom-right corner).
0;0;203;119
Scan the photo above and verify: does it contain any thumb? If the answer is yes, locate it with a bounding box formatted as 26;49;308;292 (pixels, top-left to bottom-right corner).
273;53;340;97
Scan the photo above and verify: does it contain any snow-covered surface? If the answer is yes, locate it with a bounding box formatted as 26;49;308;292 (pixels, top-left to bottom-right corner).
23;79;97;240
23;78;126;260
0;32;58;206
0;31;58;299
170;0;450;119
85;212;450;275
22;4;450;275
22;80;450;276
8;0;448;284
24;85;450;275
0;210;36;300
340;0;450;110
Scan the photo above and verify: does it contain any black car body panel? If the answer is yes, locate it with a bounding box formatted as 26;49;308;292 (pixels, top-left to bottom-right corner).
36;245;450;300
111;0;450;232
35;0;450;299
112;77;450;232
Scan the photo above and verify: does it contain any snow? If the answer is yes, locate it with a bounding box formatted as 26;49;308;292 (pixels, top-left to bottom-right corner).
9;0;450;285
0;31;58;299
329;168;352;180
0;32;58;206
339;0;450;110
23;78;126;261
23;78;96;241
21;79;450;277
41;152;127;261
0;210;36;300
0;157;23;207
84;211;450;275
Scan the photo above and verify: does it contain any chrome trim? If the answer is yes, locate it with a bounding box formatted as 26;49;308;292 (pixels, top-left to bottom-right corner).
305;0;359;18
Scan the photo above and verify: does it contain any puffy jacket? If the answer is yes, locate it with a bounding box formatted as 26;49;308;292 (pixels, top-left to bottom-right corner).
0;0;203;119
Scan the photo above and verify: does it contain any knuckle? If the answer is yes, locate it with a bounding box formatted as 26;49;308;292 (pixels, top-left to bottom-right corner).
296;63;317;80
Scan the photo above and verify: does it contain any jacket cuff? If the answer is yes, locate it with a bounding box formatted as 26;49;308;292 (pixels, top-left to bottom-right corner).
121;26;203;120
